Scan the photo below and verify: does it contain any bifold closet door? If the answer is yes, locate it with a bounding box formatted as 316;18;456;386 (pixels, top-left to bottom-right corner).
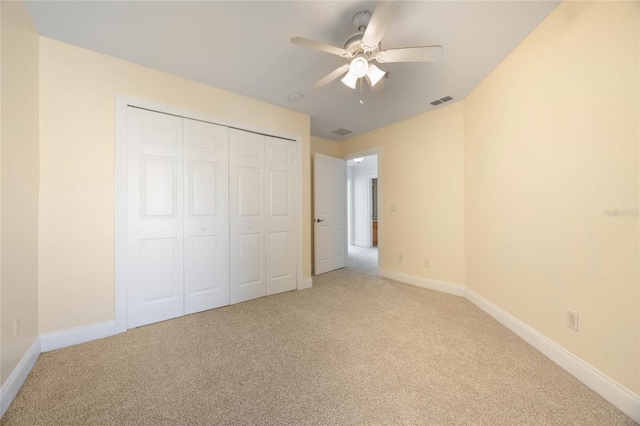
126;107;185;328
229;130;266;304
229;129;297;304
265;136;298;296
127;108;231;328
183;119;230;314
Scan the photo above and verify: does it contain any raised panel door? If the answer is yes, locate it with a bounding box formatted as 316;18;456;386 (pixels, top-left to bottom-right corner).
229;129;266;304
183;119;230;314
126;107;185;328
265;137;297;295
314;153;346;274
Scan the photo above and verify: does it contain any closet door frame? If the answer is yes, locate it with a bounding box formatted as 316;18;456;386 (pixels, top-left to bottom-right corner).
114;94;305;333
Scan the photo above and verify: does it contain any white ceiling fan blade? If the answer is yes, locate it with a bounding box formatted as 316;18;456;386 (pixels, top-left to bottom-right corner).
313;63;351;89
291;37;347;57
362;1;400;51
376;45;444;63
366;75;386;93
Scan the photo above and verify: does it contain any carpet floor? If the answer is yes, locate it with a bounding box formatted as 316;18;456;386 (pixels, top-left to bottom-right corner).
347;245;378;274
1;267;634;425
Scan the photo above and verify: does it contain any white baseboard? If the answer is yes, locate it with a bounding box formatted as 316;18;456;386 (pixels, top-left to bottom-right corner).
40;321;115;352
298;277;313;290
1;337;41;418
379;269;466;297
466;288;640;422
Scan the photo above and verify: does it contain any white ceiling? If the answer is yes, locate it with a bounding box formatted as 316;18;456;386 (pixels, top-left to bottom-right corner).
347;155;377;168
25;1;560;141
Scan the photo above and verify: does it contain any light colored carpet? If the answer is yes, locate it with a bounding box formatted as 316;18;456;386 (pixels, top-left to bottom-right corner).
347;245;378;274
1;268;634;425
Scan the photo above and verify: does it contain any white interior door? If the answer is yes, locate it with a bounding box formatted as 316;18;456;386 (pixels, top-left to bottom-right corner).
314;153;347;275
183;119;230;314
265;136;297;295
230;129;266;304
126;107;185;328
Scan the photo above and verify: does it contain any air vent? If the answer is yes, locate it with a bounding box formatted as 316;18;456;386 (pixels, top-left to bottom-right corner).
430;95;453;106
332;128;352;136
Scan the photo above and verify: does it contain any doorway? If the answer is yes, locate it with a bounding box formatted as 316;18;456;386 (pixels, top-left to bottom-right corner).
346;154;379;274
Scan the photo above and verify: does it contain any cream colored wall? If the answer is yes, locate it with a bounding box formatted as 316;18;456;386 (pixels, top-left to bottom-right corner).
1;1;40;384
310;136;341;268
464;1;639;393
340;103;465;285
38;37;311;334
310;136;340;159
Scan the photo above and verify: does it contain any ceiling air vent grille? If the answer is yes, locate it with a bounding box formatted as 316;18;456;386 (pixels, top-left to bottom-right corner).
332;128;352;136
431;95;453;106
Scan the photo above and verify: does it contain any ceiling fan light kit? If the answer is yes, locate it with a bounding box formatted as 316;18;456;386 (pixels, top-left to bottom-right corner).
349;55;369;78
341;72;358;89
367;64;386;87
291;1;443;94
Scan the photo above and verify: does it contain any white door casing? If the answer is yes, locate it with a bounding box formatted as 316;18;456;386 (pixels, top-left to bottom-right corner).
183;119;230;314
314;153;347;275
126;107;185;328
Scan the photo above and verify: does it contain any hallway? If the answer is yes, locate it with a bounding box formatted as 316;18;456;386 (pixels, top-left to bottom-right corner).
347;245;378;274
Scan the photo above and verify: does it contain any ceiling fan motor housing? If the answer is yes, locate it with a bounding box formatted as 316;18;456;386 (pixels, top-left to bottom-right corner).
343;11;380;59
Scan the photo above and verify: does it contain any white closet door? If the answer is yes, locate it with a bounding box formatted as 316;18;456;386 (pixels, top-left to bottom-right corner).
230;129;267;304
265;137;297;295
126;107;185;328
184;119;230;314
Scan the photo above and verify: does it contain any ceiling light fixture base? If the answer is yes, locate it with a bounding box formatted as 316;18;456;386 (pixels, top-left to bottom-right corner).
352;11;371;32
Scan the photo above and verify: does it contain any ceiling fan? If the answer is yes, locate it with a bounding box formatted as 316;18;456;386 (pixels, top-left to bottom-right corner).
291;1;443;92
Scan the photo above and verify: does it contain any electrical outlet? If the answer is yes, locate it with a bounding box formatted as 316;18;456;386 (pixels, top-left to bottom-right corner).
13;318;20;338
398;254;403;263
566;309;578;332
390;204;397;212
424;258;430;267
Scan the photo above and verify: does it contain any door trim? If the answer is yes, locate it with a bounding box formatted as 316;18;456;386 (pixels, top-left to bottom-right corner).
367;175;377;247
344;147;383;273
115;94;305;334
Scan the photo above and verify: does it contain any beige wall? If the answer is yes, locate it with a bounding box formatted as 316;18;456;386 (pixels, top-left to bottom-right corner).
464;1;639;393
310;136;340;159
38;37;311;334
1;1;40;384
341;102;466;285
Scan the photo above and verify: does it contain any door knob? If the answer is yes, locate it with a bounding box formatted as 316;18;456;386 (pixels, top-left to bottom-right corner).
315;218;325;223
